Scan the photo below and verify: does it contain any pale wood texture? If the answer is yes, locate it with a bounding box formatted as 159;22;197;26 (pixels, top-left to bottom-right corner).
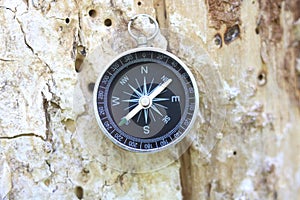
0;0;300;199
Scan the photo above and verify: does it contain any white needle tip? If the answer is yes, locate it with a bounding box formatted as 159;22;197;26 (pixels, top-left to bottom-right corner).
119;118;127;126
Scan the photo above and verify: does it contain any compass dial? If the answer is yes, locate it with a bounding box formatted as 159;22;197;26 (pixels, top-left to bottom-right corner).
94;47;198;152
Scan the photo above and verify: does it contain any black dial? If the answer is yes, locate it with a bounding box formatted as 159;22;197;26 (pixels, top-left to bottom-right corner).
94;47;198;152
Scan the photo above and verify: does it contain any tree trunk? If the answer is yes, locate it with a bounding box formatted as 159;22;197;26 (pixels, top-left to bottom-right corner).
0;0;299;199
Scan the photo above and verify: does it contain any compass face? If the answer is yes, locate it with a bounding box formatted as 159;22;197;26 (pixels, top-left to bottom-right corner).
94;48;198;152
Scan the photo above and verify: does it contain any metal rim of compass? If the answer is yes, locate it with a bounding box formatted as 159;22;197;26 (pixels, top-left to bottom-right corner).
93;47;199;153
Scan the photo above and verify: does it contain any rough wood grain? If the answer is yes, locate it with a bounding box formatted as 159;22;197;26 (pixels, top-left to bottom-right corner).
0;0;299;199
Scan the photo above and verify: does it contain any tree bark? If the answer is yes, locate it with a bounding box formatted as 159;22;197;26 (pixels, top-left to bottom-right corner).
0;0;299;199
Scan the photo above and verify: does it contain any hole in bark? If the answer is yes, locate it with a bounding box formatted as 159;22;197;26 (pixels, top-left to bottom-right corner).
255;27;259;34
156;17;160;26
206;182;212;197
88;82;95;92
82;168;90;174
224;24;240;44
77;46;87;57
273;191;278;200
233;151;237;155
88;9;97;18
65;18;70;24
75;186;84;199
104;18;112;27
44;178;50;186
137;1;142;6
214;33;222;48
257;71;267;86
75;58;84;72
75;46;86;73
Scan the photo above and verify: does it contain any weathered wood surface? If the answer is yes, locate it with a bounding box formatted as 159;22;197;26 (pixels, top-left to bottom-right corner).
0;0;300;199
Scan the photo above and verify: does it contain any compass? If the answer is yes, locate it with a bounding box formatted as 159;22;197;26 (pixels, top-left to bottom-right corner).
94;47;199;152
93;15;199;153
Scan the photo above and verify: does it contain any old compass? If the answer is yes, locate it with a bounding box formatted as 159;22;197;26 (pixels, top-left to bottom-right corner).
94;14;199;153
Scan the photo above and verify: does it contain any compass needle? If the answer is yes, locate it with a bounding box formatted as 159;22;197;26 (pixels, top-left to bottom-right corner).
120;103;143;124
148;79;172;100
119;118;127;126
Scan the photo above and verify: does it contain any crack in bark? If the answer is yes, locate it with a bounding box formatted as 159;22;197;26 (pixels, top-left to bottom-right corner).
0;133;45;141
42;91;52;142
45;160;54;173
0;58;16;62
0;6;16;13
153;1;192;199
73;0;87;73
77;13;83;44
0;8;56;143
74;0;85;46
15;12;54;74
14;9;59;134
101;172;128;190
15;15;56;142
116;172;127;187
154;0;168;29
179;148;193;200
16;17;35;55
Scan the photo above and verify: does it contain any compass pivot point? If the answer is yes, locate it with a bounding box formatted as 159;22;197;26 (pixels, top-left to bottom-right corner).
139;96;151;108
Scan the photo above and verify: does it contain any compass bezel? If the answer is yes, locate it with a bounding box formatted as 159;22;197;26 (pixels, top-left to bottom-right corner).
93;47;199;153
